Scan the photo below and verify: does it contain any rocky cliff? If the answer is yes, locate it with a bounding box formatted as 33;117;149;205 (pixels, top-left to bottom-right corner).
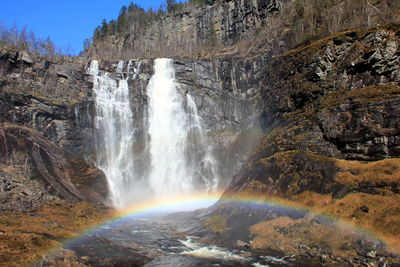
194;25;400;265
89;0;285;59
1;2;400;265
88;0;400;61
0;45;113;267
0;41;267;207
0;44;108;209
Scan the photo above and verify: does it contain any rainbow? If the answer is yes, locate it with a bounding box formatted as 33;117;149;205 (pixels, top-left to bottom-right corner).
41;191;399;261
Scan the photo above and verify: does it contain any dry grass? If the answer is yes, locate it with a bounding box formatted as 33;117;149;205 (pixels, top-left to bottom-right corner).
227;154;400;254
203;215;229;234
250;215;360;258
289;191;400;252
336;158;400;188
0;201;110;267
282;29;359;57
319;83;400;109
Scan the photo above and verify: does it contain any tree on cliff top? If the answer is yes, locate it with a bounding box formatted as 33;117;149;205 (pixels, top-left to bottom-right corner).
166;0;176;12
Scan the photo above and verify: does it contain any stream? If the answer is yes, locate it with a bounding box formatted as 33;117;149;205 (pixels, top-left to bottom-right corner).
65;212;293;267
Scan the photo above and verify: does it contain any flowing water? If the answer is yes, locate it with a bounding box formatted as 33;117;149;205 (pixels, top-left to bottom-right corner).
84;58;256;265
91;58;219;207
91;60;136;207
146;59;218;197
66;214;291;267
67;58;313;266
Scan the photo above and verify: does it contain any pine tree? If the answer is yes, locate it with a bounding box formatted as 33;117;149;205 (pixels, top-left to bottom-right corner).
100;19;108;38
166;0;176;12
117;5;127;34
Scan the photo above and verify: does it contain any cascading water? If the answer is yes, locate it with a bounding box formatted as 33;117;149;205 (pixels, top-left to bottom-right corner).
145;58;218;197
145;59;191;196
185;94;219;192
90;60;137;208
89;58;219;208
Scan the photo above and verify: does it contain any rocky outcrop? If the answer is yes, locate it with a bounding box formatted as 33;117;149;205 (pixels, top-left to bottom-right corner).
190;26;400;263
0;44;91;104
2;20;400;265
0;45;108;207
252;26;400;172
173;56;266;183
88;0;287;59
260;27;400;160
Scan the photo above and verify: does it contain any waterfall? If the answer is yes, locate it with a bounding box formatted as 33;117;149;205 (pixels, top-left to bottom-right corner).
186;94;218;192
146;58;218;197
146;59;190;196
89;58;219;208
91;60;136;208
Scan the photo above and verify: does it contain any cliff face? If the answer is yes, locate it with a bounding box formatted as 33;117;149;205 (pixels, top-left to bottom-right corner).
0;42;267;207
88;0;400;61
85;55;266;188
2;7;400;264
173;56;266;182
88;0;286;59
198;26;400;263
0;45;108;210
230;27;400;194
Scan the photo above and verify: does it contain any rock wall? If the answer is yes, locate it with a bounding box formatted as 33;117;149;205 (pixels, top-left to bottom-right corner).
0;45;108;209
174;56;266;183
89;55;266;189
198;26;400;261
0;42;268;205
222;25;400;201
88;0;285;59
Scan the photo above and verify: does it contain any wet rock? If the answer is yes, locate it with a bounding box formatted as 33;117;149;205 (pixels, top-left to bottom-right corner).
236;240;251;249
67;235;152;266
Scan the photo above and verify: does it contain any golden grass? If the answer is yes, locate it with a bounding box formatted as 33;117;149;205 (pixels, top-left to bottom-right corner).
250;215;360;258
289;191;400;252
243;157;400;253
336;158;400;188
319;83;400;109
0;201;110;267
203;215;229;234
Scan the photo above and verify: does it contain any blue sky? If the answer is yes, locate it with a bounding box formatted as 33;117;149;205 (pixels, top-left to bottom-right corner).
1;0;185;55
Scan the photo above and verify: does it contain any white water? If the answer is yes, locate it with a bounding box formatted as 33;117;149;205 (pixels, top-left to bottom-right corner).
146;58;218;197
91;60;137;207
90;58;219;208
186;94;218;192
180;238;247;261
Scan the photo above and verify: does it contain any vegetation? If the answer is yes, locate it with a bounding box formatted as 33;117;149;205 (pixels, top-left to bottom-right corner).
0;199;110;266
0;22;73;56
87;0;400;59
203;215;229;233
92;2;166;43
285;0;400;48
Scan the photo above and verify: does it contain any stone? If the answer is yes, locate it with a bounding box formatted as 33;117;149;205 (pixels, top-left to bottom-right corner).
17;51;34;65
0;191;7;200
236;240;250;248
360;205;369;213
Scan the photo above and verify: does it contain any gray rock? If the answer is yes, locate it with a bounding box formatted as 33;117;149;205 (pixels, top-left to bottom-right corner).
0;191;8;200
17;51;34;65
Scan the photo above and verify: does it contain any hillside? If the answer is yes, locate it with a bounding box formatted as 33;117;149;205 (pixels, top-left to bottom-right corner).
87;0;400;59
0;0;400;266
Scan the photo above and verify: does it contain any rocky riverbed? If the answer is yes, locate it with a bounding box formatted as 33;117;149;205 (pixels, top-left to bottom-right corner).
35;204;400;266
